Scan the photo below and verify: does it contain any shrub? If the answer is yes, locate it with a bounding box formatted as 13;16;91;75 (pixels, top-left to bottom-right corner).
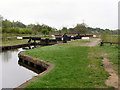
19;29;32;34
2;28;11;33
10;27;20;33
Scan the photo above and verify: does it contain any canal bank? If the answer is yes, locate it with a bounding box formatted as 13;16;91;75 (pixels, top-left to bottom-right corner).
20;38;117;88
1;38;58;88
16;53;54;88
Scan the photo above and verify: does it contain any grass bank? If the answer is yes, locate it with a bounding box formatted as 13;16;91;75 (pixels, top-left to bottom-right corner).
0;38;28;46
22;39;119;88
1;34;53;46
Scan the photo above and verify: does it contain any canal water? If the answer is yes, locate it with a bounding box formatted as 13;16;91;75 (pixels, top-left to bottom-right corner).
0;48;38;88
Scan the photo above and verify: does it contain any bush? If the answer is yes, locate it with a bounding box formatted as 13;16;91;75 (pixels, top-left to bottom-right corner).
2;27;33;34
10;27;20;33
19;29;32;34
2;28;11;33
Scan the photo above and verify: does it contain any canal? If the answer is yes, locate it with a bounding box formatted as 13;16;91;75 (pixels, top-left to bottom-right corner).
0;48;38;88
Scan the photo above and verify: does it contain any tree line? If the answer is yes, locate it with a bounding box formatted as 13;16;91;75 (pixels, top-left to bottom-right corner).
2;19;58;35
1;19;118;35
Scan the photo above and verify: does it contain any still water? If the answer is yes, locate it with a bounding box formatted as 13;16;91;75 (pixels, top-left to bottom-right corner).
0;48;37;88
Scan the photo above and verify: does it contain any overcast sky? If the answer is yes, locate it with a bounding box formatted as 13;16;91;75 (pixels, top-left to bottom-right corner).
0;0;119;30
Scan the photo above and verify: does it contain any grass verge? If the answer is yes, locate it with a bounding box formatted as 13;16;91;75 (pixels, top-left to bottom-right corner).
23;43;116;88
90;45;118;74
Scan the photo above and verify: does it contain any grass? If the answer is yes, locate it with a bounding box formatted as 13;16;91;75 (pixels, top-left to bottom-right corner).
0;33;36;46
66;39;90;46
66;38;99;46
1;33;53;38
1;33;118;88
100;34;119;73
92;45;118;74
1;34;53;46
23;39;115;88
101;34;118;42
2;33;36;37
1;38;28;46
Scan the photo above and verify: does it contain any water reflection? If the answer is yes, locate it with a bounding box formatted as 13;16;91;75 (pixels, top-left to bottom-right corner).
1;48;37;88
1;49;20;62
18;60;42;74
1;51;12;62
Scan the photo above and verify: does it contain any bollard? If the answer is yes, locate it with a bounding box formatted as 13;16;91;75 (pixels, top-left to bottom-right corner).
100;42;104;46
110;42;112;45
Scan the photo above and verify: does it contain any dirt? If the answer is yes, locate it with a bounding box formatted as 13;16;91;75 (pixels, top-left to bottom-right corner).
88;39;119;88
66;38;101;47
87;38;101;47
79;38;101;47
102;54;118;88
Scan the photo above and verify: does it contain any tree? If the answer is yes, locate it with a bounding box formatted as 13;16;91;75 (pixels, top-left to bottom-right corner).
74;24;88;34
13;21;26;28
41;29;49;36
2;19;12;28
68;28;74;33
105;29;110;34
41;24;53;32
61;27;68;33
32;24;42;33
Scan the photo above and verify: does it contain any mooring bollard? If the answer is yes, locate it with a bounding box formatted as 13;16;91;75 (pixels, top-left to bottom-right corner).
100;41;104;46
110;42;112;45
